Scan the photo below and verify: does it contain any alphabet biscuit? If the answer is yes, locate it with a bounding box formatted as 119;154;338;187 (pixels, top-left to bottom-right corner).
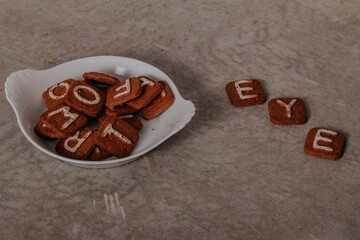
56;127;96;160
304;128;346;160
268;98;307;125
65;81;105;117
126;76;163;109
141;81;175;120
226;79;266;106
83;72;120;86
106;77;142;108
42;79;75;109
40;104;88;138
95;116;139;158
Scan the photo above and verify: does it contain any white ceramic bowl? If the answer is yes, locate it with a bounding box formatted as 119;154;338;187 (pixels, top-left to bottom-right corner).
5;56;195;168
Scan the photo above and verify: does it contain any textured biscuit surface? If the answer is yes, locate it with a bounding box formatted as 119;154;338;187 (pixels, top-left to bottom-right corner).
141;81;175;120
40;104;88;138
95;116;139;158
56;127;96;160
106;78;142;107
126;76;163;109
100;114;143;130
104;104;138;116
42;79;75;109
65;81;105;117
304;128;346;160
83;72;120;86
226;79;266;106
268;98;307;125
88;145;113;161
34;120;63;139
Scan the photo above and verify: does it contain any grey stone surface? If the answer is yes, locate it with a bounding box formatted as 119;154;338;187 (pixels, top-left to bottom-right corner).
1;0;360;239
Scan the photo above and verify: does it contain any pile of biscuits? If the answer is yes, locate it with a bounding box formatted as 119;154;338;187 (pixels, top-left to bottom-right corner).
35;72;175;160
226;80;346;160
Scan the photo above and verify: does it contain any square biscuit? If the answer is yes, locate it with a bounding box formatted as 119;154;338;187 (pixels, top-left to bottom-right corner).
226;79;266;106
304;128;346;160
126;76;163;109
106;78;142;108
95;116;139;158
40;104;88;138
56;127;96;160
141;81;175;120
42;79;75;109
65;81;105;117
268;98;307;125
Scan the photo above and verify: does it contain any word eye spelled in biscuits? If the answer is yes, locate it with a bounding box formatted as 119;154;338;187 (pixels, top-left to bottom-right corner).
226;79;346;160
35;72;175;161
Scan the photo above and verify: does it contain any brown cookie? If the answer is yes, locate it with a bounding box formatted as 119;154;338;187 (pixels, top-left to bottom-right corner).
88;145;113;161
106;78;142;108
104;104;138;116
65;81;105;117
304;128;346;160
141;81;175;120
55;127;96;160
42;79;75;109
34;120;63;139
83;72;120;86
40;104;88;138
99;114;143;130
268;98;307;125
95;116;139;158
126;76;163;109
226;79;266;106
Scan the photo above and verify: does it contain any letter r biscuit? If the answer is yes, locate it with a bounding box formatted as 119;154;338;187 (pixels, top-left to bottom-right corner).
226;79;266;106
56;127;96;160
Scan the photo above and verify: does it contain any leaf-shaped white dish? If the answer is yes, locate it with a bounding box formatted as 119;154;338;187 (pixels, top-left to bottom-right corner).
5;56;195;168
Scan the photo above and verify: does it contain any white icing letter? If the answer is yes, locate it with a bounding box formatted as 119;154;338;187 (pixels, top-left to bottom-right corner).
161;89;166;97
139;77;155;87
276;99;297;118
64;130;92;153
234;80;258;99
73;85;101;105
313;129;338;152
49;82;70;99
114;79;131;98
48;106;79;129
102;123;132;144
119;115;134;119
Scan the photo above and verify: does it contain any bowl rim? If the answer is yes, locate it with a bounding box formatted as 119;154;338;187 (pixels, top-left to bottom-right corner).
5;55;196;166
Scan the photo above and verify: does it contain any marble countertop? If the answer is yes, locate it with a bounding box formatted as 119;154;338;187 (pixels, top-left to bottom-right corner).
1;0;359;239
